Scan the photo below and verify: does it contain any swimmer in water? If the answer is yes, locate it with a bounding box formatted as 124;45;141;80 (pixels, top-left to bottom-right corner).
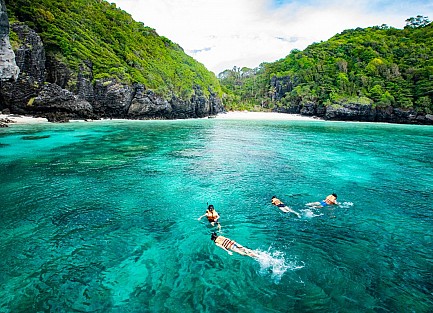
306;193;338;208
271;196;301;218
211;232;258;258
198;204;221;230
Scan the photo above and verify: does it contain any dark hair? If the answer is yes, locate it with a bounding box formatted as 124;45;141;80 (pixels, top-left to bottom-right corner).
272;196;276;199
332;193;337;198
211;232;218;241
208;204;214;211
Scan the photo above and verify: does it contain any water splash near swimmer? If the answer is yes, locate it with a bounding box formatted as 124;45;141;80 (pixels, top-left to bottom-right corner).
253;248;304;284
302;208;323;219
339;202;354;209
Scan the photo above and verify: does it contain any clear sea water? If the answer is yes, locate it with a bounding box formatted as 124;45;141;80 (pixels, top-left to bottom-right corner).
0;118;432;313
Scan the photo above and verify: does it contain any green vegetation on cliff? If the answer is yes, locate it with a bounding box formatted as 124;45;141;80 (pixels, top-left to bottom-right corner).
219;17;433;114
6;0;221;99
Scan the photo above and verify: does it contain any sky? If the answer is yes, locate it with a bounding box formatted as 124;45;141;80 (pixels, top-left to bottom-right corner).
110;0;433;75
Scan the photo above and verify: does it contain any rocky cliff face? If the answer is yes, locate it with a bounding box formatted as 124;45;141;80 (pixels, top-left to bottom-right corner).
0;0;19;82
0;3;224;121
271;75;433;125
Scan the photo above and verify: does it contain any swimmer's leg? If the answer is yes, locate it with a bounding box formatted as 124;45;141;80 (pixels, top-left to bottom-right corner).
306;202;322;209
232;244;258;258
286;207;301;218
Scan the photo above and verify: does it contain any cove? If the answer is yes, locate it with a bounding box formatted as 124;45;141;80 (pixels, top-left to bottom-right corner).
0;119;432;312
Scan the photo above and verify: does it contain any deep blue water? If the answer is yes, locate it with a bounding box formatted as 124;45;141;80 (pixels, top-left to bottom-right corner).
0;119;432;312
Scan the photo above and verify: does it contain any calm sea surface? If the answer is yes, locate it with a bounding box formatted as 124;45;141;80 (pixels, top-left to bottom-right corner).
0;118;432;312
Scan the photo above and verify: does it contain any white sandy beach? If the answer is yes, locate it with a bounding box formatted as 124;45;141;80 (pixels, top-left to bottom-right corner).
0;114;48;124
215;111;319;121
0;111;319;124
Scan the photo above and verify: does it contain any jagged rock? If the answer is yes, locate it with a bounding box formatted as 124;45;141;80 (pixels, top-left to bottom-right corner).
325;103;376;121
208;88;225;115
300;101;318;116
76;61;94;102
0;117;14;127
46;55;71;88
0;0;20;81
270;74;433;124
43;112;70;123
0;1;223;122
270;75;294;101
32;83;93;120
190;85;210;118
0;0;7;37
93;79;133;118
0;0;223;123
169;85;224;119
12;24;45;83
0;117;14;123
1;23;45;112
128;84;225;119
128;84;172;118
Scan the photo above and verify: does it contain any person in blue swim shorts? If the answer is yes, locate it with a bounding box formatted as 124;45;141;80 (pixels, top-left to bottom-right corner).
271;196;301;217
307;193;338;208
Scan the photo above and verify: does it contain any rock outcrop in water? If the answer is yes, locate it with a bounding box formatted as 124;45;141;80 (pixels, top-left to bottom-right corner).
0;3;224;122
271;75;433;125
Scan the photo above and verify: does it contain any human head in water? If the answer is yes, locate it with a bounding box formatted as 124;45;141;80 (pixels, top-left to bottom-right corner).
332;193;337;199
211;232;218;241
208;204;214;211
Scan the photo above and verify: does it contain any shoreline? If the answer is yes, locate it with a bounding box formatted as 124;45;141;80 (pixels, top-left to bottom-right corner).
0;114;49;125
1;112;320;125
214;111;320;121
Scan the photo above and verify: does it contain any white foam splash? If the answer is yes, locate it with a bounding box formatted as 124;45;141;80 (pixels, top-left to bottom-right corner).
339;202;354;209
253;249;304;283
302;208;323;218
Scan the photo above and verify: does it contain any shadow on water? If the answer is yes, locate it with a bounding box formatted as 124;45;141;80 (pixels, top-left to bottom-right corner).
21;135;51;140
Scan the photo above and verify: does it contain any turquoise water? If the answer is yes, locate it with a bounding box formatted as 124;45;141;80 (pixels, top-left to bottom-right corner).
0;119;432;312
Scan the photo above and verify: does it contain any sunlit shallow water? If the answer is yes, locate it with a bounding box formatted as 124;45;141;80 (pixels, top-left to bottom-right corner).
0;119;432;312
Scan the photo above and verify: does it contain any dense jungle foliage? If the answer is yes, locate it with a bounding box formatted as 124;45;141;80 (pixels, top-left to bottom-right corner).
219;17;433;113
6;0;222;99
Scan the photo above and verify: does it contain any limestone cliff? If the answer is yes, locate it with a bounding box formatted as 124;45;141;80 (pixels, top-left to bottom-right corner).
271;75;433;125
0;2;224;121
0;0;19;82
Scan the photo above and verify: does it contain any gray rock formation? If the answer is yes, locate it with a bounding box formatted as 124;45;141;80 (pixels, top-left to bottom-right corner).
128;84;172;118
1;24;47;113
270;75;294;102
33;83;93;116
271;75;433;125
0;0;19;81
0;1;223;121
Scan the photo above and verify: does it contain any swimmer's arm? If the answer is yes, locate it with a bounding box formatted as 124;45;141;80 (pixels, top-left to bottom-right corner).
197;214;206;220
330;198;338;205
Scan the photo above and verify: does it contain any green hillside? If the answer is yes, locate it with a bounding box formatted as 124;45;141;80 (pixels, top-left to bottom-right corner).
219;17;433;114
6;0;221;99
